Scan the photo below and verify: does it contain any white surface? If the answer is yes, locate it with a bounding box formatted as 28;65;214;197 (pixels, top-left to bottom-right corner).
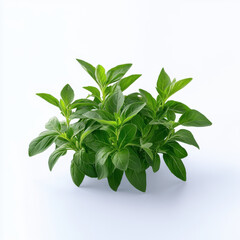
1;0;240;239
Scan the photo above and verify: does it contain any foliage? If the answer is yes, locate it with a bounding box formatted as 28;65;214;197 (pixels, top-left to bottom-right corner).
29;60;212;192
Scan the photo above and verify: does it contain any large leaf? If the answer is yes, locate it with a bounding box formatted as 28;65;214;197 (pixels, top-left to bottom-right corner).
169;78;192;97
165;141;188;158
163;153;186;181
95;65;107;86
95;147;114;179
164;100;190;114
112;148;129;171
118;74;141;91
76;59;97;82
105;86;124;113
156;68;171;97
179;109;212;127
125;169;146;192
127;147;142;172
121;102;146;123
139;89;156;112
45;117;61;132
118;124;137;148
70;160;85;187
28;131;58;156
107;169;124;191
106;64;132;84
36;93;59;107
170;129;199;149
48;144;68;171
61;84;74;105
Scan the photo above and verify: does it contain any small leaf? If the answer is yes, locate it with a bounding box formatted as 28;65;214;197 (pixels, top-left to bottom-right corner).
105;86;124;114
28;131;58;156
163;153;186;181
45;117;61;132
165;141;188;158
167;110;176;121
95;65;107;86
152;153;160;173
118;74;141;91
48;144;68;171
156;68;171;97
71;99;97;109
179;109;212;127
170;129;199;149
36;93;59;107
106;64;132;84
169;78;192;97
118;124;137;148
76;59;97;82
125;169;146;192
112;148;129;171
164;100;190;114
80;124;100;144
61;84;74;105
70;160;85;187
108;169;124;191
128;148;142;172
121;102;146;123
83;86;101;100
139;89;157;112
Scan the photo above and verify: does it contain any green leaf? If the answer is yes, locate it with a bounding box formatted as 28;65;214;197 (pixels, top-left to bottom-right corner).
118;74;141;91
112;148;129;171
95;147;113;179
74;150;97;178
165;100;190;114
83;110;117;126
121;102;146;123
108;169;124;191
118;124;137;148
139;89;156;112
163;153;186;181
106;64;132;84
95;65;107;86
125;169;146;192
170;129;199;149
45;117;61;132
128;148;142;172
179;109;212;127
80;124;100;144
105;86;124;113
28;131;58;156
169;78;192;97
165;141;188;158
167;110;176;121
152;153;160;173
76;59;97;82
61;84;74;105
70;160;85;187
156;68;171;96
71;99;97;109
48;144;68;171
36;93;59;107
83;86;101;100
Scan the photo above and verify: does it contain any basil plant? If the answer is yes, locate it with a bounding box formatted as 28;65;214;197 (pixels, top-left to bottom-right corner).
28;59;212;192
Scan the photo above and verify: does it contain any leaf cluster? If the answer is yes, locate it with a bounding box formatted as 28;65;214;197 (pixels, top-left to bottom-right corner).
29;59;212;192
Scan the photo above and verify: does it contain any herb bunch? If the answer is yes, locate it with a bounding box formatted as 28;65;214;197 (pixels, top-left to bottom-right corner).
28;59;212;192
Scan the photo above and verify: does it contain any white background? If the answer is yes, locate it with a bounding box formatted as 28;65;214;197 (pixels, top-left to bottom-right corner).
1;0;240;239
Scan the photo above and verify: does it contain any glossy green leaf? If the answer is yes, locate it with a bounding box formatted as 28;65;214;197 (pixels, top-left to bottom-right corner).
170;129;199;149
61;84;74;105
125;169;146;192
118;74;141;91
28;131;58;156
107;169;123;191
163;153;186;181
139;89;156;112
70;160;85;187
118;124;137;148
169;78;192;97
156;68;171;96
49;144;68;171
76;59;97;82
112;148;129;171
83;86;101;100
165;141;188;158
165;100;190;114
105;86;124;113
106;64;132;84
152;153;160;173
179;109;212;127
128;148;142;171
95;65;107;86
121;102;146;123
36;93;59;107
